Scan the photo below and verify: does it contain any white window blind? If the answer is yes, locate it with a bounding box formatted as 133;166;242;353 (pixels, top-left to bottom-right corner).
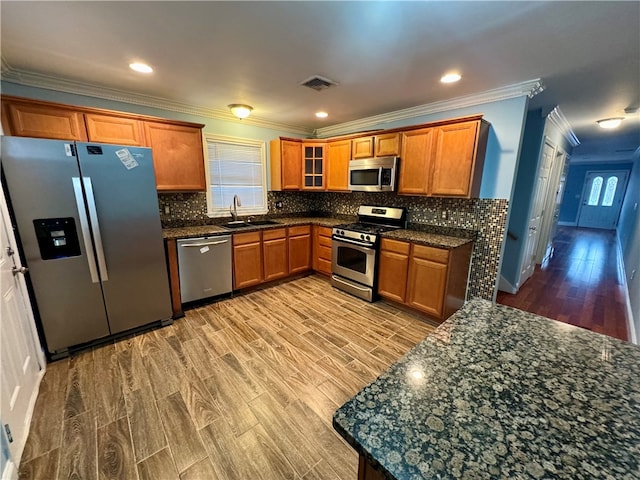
204;135;267;217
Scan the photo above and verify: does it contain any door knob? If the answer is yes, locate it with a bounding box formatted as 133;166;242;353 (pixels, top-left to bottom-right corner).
12;266;28;275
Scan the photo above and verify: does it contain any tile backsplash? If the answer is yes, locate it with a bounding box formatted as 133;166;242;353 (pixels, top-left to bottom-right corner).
158;191;508;301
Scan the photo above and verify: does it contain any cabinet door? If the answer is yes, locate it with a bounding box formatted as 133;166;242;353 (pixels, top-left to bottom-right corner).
289;226;312;274
2;100;87;141
406;246;448;319
398;128;434;195
430;121;480;197
374;133;400;157
302;143;325;190
326;140;351;191
281;140;303;190
263;230;288;282
351;136;374;159
143;122;205;191
233;238;263;289
377;240;410;303
85;113;145;146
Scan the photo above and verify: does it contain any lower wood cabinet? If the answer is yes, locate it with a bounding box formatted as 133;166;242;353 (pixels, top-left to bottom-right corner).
288;225;312;274
312;226;333;275
233;231;263;290
378;238;473;321
262;228;288;282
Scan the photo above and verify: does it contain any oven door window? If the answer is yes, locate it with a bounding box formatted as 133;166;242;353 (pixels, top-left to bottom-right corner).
350;169;379;187
336;245;367;274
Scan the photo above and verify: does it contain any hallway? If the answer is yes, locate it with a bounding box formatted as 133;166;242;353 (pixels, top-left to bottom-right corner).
497;226;630;341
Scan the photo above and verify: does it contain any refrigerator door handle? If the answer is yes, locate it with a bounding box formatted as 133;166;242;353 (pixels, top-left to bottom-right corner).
82;177;109;281
72;177;100;283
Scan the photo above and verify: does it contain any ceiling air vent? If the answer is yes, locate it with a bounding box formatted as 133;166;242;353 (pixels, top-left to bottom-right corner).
299;75;338;91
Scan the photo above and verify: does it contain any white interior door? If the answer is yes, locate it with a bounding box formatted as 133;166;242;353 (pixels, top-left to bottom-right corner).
520;139;554;286
578;170;629;230
536;148;568;264
0;182;45;475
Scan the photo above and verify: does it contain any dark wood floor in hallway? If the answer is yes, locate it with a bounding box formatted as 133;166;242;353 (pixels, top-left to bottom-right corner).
497;226;629;341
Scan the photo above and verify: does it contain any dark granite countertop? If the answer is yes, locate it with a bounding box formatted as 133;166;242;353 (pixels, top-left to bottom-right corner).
163;217;475;250
333;299;640;480
162;217;344;239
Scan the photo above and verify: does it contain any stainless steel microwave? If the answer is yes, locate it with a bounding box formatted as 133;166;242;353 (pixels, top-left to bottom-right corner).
348;156;398;192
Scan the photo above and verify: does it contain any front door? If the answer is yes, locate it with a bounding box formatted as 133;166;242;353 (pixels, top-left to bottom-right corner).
0;183;45;474
578;170;629;230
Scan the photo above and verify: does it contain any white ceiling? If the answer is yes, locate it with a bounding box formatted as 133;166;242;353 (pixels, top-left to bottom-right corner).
1;1;639;160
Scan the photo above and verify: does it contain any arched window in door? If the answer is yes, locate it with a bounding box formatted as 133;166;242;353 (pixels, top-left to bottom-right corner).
602;176;618;207
587;176;603;206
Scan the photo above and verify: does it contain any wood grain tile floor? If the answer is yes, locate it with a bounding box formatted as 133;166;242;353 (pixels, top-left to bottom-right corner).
18;274;438;480
497;226;629;341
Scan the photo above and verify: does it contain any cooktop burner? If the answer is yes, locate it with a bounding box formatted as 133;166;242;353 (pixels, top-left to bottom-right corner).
335;222;397;234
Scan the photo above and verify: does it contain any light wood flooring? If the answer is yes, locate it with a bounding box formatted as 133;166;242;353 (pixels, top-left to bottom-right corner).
497;226;629;341
18;274;438;480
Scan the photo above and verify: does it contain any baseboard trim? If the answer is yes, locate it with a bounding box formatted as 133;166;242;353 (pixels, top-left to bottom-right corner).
558;221;577;227
616;233;637;344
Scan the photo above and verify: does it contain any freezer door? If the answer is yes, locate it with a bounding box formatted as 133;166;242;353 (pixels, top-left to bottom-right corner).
1;137;110;353
75;143;171;333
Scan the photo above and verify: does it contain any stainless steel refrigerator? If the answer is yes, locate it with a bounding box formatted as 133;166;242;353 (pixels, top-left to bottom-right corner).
1;136;172;358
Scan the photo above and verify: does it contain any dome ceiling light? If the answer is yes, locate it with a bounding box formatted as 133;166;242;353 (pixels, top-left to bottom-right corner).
440;72;462;83
228;104;253;119
129;62;153;74
597;118;624;129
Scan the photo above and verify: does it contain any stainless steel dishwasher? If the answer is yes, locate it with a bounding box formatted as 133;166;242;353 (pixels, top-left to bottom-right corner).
177;235;232;303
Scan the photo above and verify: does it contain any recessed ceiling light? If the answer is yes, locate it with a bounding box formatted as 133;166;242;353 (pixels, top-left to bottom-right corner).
129;62;153;74
315;111;328;118
440;72;462;84
597;117;623;129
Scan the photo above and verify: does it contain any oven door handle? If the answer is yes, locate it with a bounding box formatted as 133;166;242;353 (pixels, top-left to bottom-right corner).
332;235;375;248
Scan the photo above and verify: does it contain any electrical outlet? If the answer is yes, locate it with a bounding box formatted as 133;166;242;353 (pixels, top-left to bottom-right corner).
164;205;170;215
275;201;283;209
441;210;448;220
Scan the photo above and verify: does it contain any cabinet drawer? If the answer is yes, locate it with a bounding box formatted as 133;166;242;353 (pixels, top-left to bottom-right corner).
263;228;287;241
233;231;261;245
317;226;333;237
317;244;332;261
411;244;449;263
288;225;311;237
380;238;410;255
318;235;332;248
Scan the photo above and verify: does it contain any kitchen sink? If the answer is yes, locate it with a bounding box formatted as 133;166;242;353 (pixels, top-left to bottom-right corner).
220;219;280;229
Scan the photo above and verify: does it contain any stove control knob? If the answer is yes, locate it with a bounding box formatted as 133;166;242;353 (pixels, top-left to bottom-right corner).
366;235;371;241
360;234;365;240
340;230;345;236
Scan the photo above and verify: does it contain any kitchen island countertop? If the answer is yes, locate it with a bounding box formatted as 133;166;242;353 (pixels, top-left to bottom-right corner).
333;299;640;480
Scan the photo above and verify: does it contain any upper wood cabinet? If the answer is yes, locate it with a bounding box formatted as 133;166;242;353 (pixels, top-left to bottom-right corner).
302;143;325;190
430;120;487;198
326;139;351;191
270;138;302;191
352;133;400;159
398;128;435;195
85;113;146;146
351;137;374;159
1;98;88;141
375;133;400;157
398;118;488;198
143;122;205;191
1;95;206;192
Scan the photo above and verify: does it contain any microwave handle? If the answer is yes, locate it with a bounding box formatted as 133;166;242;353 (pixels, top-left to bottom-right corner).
378;167;383;190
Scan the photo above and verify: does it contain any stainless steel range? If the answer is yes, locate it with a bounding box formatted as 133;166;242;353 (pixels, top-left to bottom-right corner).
331;205;407;301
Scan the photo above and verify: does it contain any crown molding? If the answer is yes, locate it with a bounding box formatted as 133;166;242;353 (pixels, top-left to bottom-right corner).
546;106;580;147
314;79;545;138
0;60;313;136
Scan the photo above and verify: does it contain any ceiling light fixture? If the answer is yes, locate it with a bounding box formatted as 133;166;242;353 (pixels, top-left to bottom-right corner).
597;117;624;129
228;104;253;119
129;62;153;74
440;72;461;84
315;111;328;118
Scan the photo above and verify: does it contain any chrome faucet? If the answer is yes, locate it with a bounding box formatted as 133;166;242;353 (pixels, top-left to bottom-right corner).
230;194;242;221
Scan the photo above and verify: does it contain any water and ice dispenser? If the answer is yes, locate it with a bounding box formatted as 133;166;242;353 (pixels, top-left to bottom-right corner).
33;218;81;260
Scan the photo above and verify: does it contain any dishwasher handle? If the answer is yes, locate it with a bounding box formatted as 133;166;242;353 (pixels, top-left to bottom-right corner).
180;239;229;247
